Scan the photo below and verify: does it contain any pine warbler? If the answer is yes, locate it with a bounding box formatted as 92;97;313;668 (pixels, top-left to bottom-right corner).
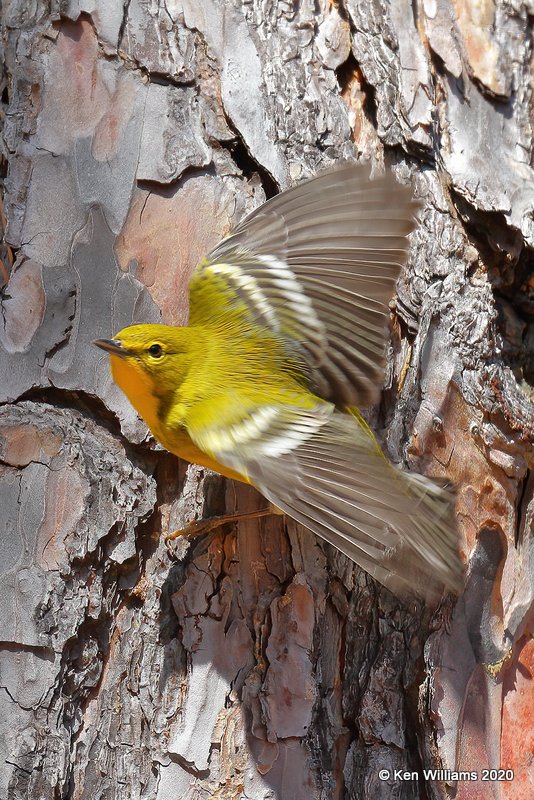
95;164;462;598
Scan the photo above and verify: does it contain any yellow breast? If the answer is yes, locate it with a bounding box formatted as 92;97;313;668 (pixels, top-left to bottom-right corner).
109;354;248;483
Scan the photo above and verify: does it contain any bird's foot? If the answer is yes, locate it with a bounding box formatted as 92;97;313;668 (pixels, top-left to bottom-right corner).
165;505;281;556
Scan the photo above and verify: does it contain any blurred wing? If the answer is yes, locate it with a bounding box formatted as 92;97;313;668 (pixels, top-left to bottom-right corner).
189;163;419;407
189;402;462;599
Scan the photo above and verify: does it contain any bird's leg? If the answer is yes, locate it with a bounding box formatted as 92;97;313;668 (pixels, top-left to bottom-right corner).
166;503;283;542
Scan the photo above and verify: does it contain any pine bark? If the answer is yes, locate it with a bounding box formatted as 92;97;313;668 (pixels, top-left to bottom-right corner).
0;2;533;799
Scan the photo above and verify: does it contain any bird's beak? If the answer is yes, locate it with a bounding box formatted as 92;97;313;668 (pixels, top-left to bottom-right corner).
93;338;129;357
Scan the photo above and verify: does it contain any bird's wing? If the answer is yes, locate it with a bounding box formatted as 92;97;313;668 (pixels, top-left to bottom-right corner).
188;401;462;599
189;163;419;407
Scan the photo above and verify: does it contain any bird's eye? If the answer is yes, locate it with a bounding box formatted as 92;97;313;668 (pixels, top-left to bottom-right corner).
148;343;164;358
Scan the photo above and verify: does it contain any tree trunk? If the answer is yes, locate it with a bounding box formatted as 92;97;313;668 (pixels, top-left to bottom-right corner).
1;2;532;799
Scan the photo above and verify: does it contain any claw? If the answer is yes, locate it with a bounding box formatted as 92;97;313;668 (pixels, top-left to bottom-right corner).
164;506;279;554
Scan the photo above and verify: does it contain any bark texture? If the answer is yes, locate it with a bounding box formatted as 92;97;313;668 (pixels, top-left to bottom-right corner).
0;2;533;799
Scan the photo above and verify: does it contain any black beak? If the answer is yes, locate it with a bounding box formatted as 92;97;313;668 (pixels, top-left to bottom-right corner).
93;338;128;356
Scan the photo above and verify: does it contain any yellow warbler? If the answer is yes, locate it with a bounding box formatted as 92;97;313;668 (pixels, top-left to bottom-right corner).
95;164;462;598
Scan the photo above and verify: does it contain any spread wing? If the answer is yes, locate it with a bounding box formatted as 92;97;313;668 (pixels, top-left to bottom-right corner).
187;400;462;599
189;163;419;407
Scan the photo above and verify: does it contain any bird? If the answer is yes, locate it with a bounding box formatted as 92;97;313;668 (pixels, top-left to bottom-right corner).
94;163;462;599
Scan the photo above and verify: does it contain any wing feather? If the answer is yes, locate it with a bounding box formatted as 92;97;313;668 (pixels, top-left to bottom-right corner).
189;163;419;406
196;406;462;599
247;412;462;596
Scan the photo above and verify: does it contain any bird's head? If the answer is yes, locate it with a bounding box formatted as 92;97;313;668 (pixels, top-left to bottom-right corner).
94;324;197;413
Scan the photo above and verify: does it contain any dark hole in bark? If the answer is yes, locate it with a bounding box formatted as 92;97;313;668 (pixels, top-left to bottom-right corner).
336;50;378;132
451;191;534;393
221;134;279;199
493;249;534;391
